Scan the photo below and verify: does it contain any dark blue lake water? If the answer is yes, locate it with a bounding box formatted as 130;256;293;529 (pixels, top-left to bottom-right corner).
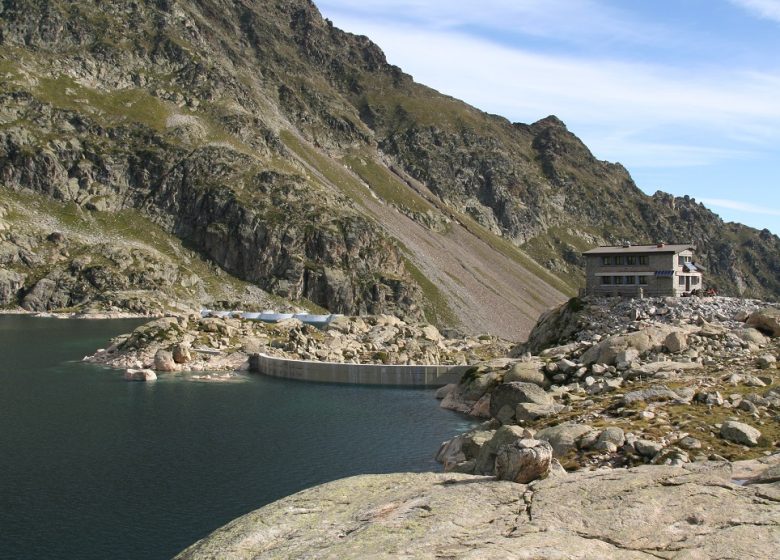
0;316;475;559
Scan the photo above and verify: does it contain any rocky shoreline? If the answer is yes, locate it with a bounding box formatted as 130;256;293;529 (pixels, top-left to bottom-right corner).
83;313;512;376
0;307;159;319
435;296;780;473
82;295;779;469
175;454;779;559
171;295;780;557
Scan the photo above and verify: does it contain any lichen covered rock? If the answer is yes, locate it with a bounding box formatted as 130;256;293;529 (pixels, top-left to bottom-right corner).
175;459;780;559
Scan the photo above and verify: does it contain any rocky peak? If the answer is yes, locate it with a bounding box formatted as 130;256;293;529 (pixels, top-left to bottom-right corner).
530;114;567;130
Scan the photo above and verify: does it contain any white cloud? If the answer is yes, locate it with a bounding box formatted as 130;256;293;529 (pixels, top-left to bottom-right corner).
331;18;780;167
701;198;780;216
729;0;780;23
319;0;672;47
586;137;754;168
315;2;780;235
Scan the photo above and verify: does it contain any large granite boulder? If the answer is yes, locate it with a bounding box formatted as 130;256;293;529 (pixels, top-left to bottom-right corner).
747;307;780;337
513;297;587;355
534;422;594;457
720;420;761;446
473;425;530;475
459;369;501;402
515;402;565;422
621;386;680;406
581;326;676;366
153;349;177;372
737;327;769;345
663;331;687;353
123;368;157;382
435;429;494;473
176;459;780;559
503;360;547;387
172;343;192;364
489;382;553;424
494;438;553;483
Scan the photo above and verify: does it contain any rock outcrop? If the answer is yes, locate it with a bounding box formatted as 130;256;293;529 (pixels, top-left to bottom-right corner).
441;295;780;471
494;438;553;483
153;349;177;372
85;314;512;373
123;368;157;382
2;0;778;330
175;457;780;559
721;420;762;446
748;307;780;337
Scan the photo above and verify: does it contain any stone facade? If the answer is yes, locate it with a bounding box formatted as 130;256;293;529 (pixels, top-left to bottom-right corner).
583;243;704;297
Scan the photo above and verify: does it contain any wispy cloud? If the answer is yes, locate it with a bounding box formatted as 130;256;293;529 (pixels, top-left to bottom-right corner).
701;198;780;216
317;1;780;235
320;0;673;48
327;17;780;167
587;137;754;168
729;0;780;23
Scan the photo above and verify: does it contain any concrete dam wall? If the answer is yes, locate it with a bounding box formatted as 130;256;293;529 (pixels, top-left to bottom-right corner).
249;353;468;387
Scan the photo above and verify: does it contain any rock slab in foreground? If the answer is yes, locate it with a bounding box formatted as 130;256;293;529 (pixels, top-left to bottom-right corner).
176;461;779;559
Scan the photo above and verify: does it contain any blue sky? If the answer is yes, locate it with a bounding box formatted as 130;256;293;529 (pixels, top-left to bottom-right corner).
317;0;780;235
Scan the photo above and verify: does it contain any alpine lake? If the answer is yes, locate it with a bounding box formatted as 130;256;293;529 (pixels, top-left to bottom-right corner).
0;316;476;559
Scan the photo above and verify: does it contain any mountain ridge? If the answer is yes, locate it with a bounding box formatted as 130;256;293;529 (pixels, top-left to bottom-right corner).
0;0;777;339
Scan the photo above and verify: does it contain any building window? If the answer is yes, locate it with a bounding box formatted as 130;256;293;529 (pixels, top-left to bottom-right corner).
626;256;636;265
679;276;685;285
678;255;692;266
614;256;624;265
601;256;611;265
615;276;624;285
625;276;635;284
638;276;648;285
601;276;612;285
692;276;699;285
638;256;648;265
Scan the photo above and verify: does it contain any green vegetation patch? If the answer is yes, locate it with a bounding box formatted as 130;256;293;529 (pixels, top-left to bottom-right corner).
34;75;170;131
362;77;493;132
342;154;434;214
521;226;596;292
402;256;457;328
279;130;367;208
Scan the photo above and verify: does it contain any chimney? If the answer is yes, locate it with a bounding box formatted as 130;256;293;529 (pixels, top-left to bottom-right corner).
656;242;665;248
